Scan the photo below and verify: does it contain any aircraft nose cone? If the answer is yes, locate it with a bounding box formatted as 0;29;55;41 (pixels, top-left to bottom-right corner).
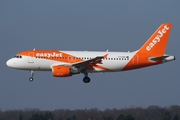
6;59;14;68
6;59;11;67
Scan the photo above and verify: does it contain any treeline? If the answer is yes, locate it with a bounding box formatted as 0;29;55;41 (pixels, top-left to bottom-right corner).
1;105;180;120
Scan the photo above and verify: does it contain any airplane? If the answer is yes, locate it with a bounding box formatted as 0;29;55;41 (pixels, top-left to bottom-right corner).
6;23;175;83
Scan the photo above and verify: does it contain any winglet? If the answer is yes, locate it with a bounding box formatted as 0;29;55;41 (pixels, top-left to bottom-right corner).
103;54;108;59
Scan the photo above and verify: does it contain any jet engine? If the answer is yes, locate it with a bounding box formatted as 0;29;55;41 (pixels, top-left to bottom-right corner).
52;66;79;77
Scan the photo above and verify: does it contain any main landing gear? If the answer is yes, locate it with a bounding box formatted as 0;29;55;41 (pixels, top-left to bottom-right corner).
29;70;34;82
83;73;91;83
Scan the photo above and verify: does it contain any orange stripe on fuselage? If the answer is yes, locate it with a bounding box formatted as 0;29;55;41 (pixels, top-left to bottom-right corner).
122;52;162;71
93;64;112;71
18;50;84;63
17;50;111;71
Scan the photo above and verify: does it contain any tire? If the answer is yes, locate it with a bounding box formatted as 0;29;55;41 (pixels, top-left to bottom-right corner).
29;77;33;82
83;77;90;83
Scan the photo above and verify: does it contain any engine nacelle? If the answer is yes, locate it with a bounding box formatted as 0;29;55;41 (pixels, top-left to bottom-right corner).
52;66;79;77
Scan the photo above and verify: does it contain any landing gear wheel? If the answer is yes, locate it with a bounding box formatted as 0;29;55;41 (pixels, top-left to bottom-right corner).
29;77;33;82
83;77;91;83
29;70;34;82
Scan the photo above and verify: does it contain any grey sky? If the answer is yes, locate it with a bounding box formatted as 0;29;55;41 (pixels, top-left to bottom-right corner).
0;1;180;111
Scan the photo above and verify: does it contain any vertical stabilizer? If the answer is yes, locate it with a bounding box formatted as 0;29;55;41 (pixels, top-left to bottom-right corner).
122;23;173;71
138;23;172;56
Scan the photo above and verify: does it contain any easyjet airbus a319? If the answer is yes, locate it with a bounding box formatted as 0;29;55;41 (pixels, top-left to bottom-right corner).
6;23;175;83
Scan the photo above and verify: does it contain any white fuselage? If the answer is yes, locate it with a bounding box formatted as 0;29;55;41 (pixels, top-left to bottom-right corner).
6;51;137;72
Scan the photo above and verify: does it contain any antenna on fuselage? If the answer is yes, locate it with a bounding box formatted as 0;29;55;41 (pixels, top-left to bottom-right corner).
106;49;109;52
33;48;36;51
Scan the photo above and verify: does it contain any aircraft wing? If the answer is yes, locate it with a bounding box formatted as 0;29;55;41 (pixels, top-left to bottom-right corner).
72;54;108;70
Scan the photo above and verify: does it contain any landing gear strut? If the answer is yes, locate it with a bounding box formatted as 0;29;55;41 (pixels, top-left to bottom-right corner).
29;70;34;82
83;73;91;83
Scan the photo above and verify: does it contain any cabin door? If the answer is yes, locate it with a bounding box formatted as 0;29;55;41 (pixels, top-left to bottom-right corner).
132;54;138;65
28;52;34;63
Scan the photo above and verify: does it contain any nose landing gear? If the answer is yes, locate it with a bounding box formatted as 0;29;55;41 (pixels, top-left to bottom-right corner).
29;70;34;82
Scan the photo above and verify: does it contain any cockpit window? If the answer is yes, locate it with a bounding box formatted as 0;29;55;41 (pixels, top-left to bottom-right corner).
14;55;22;58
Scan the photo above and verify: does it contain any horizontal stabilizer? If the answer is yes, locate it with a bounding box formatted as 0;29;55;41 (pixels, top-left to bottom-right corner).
149;55;175;63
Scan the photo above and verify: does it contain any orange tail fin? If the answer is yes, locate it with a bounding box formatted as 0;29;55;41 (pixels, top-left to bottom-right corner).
122;23;173;71
138;23;172;56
